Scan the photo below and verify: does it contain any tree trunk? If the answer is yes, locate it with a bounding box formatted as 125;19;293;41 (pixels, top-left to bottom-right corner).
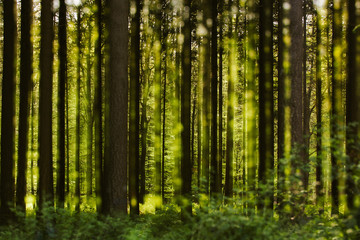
86;20;93;199
103;0;129;215
154;1;162;209
38;0;54;208
94;0;103;214
75;7;82;213
258;0;274;211
345;0;359;213
129;0;141;215
181;0;192;219
277;0;286;212
330;0;342;215
210;0;219;197
289;0;304;213
0;0;17;222
57;0;66;209
17;0;33;211
225;0;235;201
315;11;324;211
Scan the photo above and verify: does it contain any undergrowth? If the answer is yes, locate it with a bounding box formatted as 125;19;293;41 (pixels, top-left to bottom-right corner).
0;203;359;240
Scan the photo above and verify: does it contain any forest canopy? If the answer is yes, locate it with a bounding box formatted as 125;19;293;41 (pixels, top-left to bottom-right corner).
0;0;359;238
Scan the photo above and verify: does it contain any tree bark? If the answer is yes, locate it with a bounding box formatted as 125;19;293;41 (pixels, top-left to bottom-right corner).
17;0;33;211
57;0;66;209
0;0;17;222
38;0;54;208
258;0;274;211
94;0;103;214
181;0;192;219
103;0;129;215
129;0;141;215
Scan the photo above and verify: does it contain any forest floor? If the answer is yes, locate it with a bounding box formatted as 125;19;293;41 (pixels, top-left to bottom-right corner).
0;201;359;240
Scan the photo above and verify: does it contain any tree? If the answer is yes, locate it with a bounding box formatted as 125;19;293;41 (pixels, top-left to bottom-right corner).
210;0;219;196
154;0;162;209
103;0;129;215
17;0;33;211
0;0;17;222
258;0;274;210
38;0;54;208
276;0;286;212
330;0;342;215
57;0;67;209
129;0;141;215
201;0;211;197
315;9;324;210
181;0;192;218
224;0;236;200
75;6;82;213
94;0;103;213
289;0;304;211
345;0;359;213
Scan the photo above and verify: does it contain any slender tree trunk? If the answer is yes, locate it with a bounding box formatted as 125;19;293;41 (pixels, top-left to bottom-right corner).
330;0;342;215
103;0;129;215
302;0;310;193
289;0;304;214
57;0;66;209
181;0;192;219
161;2;167;203
154;1;162;209
129;0;141;215
218;0;224;195
345;0;359;213
277;0;286;212
0;0;17;222
202;0;211;197
94;0;103;214
245;0;257;212
315;11;324;211
75;7;82;213
210;0;219;197
38;0;54;209
17;0;33;211
258;0;274;211
225;0;235;201
86;21;93;199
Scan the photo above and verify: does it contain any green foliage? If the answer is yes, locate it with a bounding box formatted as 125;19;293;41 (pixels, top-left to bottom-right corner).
1;204;358;240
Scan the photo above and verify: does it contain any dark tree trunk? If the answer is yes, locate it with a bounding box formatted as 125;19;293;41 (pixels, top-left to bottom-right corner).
103;0;129;215
277;0;285;212
202;0;211;196
289;0;304;212
315;11;324;211
161;1;167;204
224;0;235;201
129;0;141;215
181;0;192;219
38;0;54;208
94;0;103;214
218;0;224;195
86;20;93;199
345;0;359;213
17;0;33;211
330;0;342;215
57;0;66;209
258;0;274;211
210;0;219;196
0;0;17;222
75;7;82;213
302;0;310;193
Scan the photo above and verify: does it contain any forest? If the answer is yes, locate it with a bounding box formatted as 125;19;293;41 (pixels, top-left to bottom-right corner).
0;0;359;239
